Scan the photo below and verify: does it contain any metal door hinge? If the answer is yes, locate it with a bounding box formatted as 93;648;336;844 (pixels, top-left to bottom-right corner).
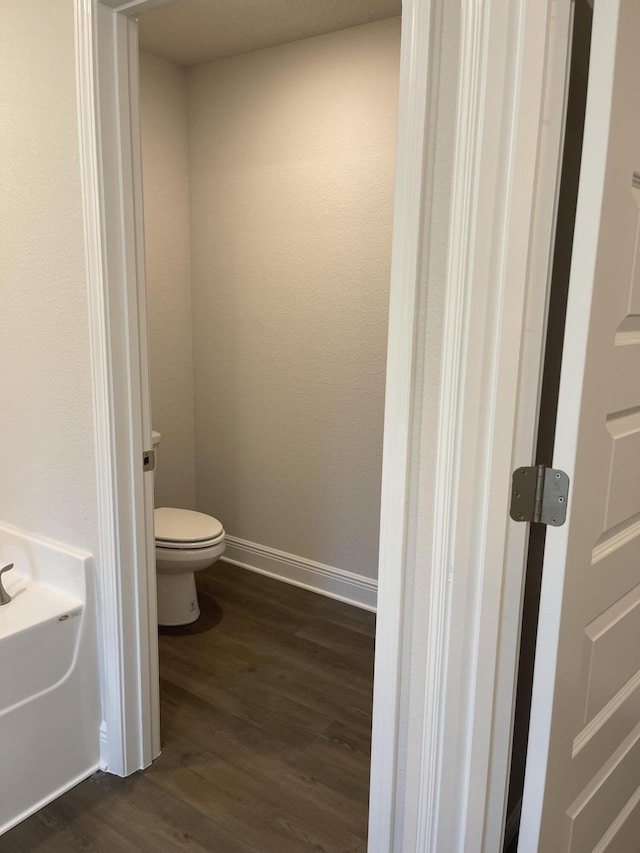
143;449;155;472
510;465;569;526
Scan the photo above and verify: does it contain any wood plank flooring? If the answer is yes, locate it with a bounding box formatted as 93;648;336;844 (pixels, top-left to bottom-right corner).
2;564;375;852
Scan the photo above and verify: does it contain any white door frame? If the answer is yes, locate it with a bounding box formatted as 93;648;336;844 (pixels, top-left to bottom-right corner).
368;1;574;849
75;0;573;847
75;0;160;775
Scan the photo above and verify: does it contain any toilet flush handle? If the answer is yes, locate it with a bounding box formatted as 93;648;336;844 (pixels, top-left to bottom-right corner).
0;563;14;606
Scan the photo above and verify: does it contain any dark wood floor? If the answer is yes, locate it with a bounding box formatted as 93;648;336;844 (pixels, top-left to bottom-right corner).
3;564;375;852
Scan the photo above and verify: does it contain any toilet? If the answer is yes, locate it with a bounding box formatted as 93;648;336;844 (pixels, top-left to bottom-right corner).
152;431;226;626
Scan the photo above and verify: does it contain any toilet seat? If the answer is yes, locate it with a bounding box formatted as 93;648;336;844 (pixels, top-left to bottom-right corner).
155;507;225;550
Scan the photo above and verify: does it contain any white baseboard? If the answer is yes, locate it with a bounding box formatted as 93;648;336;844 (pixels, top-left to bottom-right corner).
221;536;377;612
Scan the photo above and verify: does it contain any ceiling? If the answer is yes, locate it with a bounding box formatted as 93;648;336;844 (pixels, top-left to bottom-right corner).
137;0;402;67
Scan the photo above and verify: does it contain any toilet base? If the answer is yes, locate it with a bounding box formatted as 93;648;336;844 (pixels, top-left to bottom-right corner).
157;571;200;626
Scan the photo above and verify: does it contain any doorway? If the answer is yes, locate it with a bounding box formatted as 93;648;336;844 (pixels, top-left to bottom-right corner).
136;1;400;846
81;1;573;849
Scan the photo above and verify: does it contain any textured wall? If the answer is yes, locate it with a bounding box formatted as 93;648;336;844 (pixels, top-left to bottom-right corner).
140;52;196;510
0;0;98;552
188;19;400;578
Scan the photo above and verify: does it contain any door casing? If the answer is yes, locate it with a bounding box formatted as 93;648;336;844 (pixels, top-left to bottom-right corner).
75;0;159;776
75;0;574;848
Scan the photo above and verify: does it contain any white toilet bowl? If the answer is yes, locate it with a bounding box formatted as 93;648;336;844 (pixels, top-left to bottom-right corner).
155;507;226;626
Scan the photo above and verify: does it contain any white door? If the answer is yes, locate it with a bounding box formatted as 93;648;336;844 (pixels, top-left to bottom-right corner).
519;1;640;850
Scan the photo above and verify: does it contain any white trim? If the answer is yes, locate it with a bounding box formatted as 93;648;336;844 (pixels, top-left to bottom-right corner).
369;0;571;850
75;0;124;775
480;3;574;848
222;536;377;611
125;8;161;765
366;0;436;847
416;0;490;845
427;2;570;848
76;0;159;776
520;1;620;845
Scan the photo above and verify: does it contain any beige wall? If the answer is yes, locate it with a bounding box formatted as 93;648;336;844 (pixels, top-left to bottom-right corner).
188;19;399;579
140;52;196;510
0;0;98;552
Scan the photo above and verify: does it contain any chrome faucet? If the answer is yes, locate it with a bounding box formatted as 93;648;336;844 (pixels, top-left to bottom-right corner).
0;564;14;605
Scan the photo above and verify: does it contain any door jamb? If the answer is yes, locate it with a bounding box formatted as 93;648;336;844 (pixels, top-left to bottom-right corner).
75;0;160;775
368;0;572;849
76;0;572;846
476;4;575;847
